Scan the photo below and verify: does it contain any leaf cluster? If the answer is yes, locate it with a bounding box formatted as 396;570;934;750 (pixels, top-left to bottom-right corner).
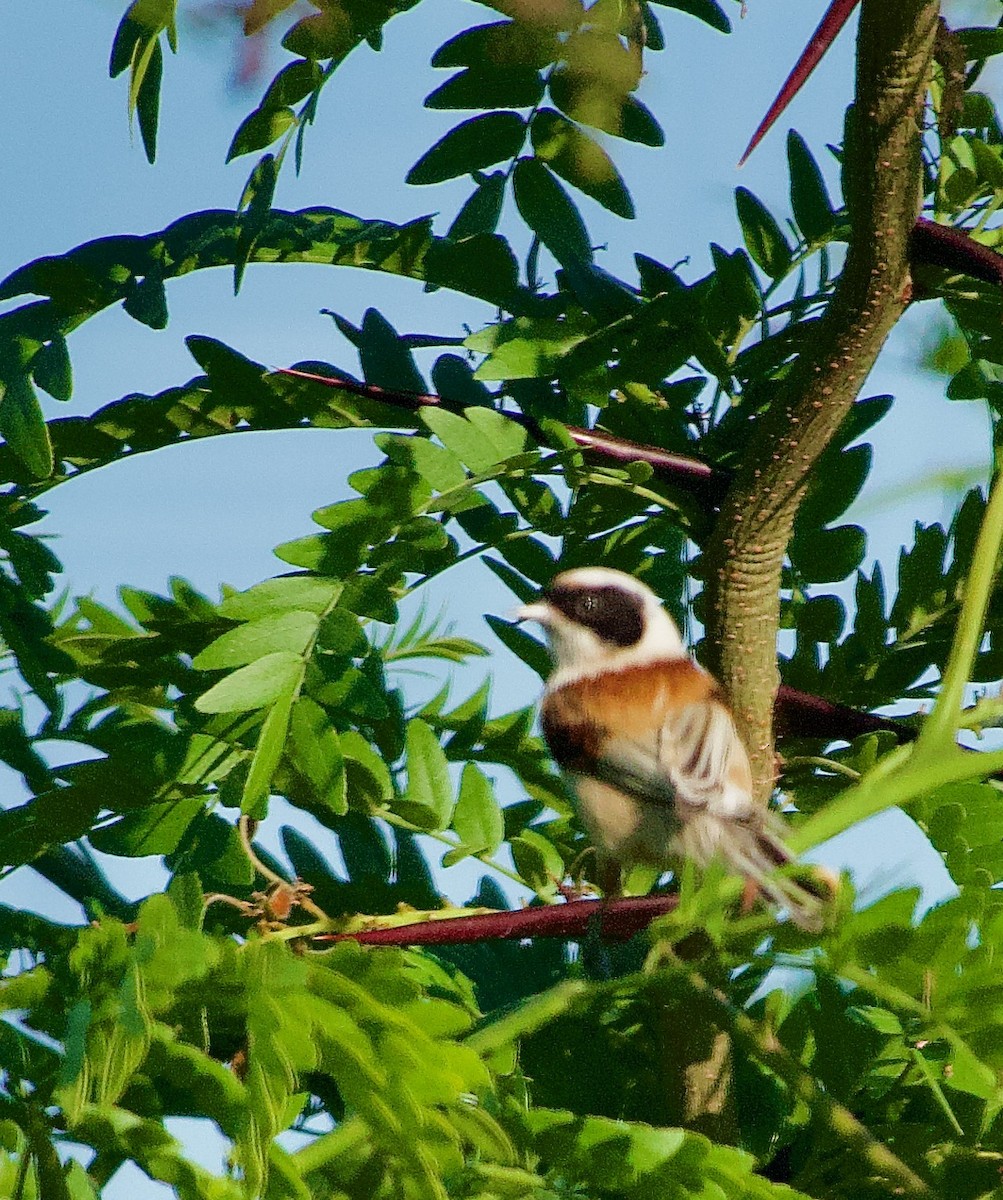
5;4;1003;1199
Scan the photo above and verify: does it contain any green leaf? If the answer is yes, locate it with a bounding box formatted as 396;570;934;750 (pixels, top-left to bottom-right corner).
406;112;527;185
424;232;522;309
710;243;760;321
485;615;551;678
382;433;468;492
89;798;205;857
791;524;867;584
281;0;420;62
956;27;1003;61
621;95;665;146
465;406;529;458
788;130;836;244
432;21;559;70
467;313;591;380
431;353;495;407
420;406;520;472
341;732;394;807
32;334;72;401
397;718;454;831
795;594;845;643
136;34;163;163
799;444;871;530
531;109;634;218
525;1109;808;1196
123;273;169;329
448;173;506;239
340;565;403;623
510;828;564;895
0;208;540;357
513;158;592;266
945;1036;998;1100
549;71;664;146
227;105;297;162
425;68;544;111
259;57;322;106
735;187;792;278
561;260;640;321
641;4;665;51
288;696;347;815
310;494;387;544
451;763;504;857
0;371;53;478
109;0;175;162
219;576;343;619
651;0;730;33
358;309;428;393
193;610;319;670
235;153;279;293
317;607;369;655
242;686;296;816
195;651;304;713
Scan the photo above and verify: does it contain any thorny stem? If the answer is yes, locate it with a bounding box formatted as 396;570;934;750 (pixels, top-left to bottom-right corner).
701;0;939;801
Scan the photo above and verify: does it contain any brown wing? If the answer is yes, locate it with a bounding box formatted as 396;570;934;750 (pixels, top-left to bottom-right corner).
541;659;752;817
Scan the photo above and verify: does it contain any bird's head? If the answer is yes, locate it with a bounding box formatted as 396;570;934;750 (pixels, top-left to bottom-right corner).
517;567;686;686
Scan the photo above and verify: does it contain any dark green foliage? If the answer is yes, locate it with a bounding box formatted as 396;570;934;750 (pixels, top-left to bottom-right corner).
2;4;1003;1199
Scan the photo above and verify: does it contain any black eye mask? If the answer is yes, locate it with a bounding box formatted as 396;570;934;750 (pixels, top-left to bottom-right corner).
543;583;645;648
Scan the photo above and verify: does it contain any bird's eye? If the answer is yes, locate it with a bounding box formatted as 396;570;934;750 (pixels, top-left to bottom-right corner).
577;593;597;616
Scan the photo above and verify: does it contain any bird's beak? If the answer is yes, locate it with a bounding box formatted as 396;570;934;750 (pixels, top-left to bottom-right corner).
513;601;552;625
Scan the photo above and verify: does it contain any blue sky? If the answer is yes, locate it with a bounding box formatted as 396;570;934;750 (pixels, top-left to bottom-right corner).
2;1;999;1191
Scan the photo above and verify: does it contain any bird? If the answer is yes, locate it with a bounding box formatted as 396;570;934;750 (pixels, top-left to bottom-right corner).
517;566;825;928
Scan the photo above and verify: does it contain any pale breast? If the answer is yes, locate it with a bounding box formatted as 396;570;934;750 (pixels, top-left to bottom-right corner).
572;776;682;867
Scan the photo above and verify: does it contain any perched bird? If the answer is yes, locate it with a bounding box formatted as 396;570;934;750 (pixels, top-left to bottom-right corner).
517;566;823;927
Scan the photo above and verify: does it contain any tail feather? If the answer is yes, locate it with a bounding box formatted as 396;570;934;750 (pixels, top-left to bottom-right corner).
682;809;832;931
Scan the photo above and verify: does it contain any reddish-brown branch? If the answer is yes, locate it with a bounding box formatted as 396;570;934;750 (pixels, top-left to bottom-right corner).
564;426;727;502
911;217;1003;289
315;895;678;946
280;366;442;409
277;367;730;502
739;0;861;166
774;684;915;742
278;365;920;747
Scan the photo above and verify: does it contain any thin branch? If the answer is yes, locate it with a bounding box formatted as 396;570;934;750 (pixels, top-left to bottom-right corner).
911;216;1003;290
277;367;730;503
681;969;933;1196
314;895;678;946
774;683;916;742
566;426;727;502
278;366;922;750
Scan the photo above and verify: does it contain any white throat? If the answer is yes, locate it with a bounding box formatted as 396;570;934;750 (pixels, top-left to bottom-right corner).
544;606;687;691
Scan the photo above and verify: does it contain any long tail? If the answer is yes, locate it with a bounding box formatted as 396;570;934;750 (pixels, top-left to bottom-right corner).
733;815;835;931
683;811;834;931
